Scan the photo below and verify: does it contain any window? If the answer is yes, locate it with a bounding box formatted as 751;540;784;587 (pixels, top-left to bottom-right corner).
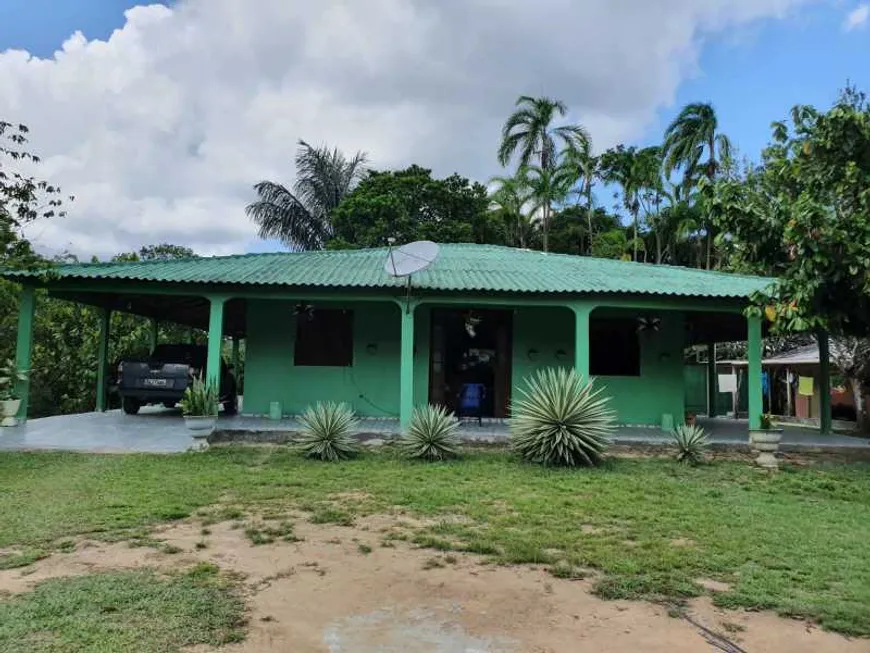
294;309;354;367
590;319;641;376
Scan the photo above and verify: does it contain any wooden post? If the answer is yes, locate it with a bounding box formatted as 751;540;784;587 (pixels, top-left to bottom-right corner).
818;332;832;435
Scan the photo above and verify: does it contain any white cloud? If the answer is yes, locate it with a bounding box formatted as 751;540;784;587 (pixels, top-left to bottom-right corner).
0;0;815;257
843;3;869;30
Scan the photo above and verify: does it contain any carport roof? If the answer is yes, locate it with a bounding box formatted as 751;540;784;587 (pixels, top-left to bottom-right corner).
2;243;773;299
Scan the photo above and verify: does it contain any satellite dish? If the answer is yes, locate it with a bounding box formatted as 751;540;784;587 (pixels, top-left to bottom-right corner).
384;240;439;278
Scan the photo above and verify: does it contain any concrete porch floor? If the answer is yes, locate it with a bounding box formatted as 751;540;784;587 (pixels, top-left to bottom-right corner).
2;407;869;454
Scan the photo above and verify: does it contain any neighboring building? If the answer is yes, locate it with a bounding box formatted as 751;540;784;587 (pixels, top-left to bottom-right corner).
4;244;803;432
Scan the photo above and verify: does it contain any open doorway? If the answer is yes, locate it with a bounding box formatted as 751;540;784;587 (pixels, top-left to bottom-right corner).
429;309;513;418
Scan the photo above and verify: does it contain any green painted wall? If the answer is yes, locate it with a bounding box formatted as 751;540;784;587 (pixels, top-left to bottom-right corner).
245;300;429;417
244;300;686;426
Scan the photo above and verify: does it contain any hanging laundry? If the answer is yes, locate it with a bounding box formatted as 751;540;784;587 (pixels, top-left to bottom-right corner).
761;372;770;395
718;373;738;393
798;376;814;396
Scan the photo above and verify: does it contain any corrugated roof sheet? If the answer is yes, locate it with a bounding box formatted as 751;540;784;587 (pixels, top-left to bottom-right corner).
2;244;773;299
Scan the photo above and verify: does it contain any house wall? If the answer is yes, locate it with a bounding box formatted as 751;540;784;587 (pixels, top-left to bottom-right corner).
243;300;686;426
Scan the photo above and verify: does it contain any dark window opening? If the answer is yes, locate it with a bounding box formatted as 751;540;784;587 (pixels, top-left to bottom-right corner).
590;318;641;376
294;309;353;367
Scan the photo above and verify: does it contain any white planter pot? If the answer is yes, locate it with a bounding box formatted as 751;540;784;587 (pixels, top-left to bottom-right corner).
184;415;217;451
749;429;782;469
1;399;21;427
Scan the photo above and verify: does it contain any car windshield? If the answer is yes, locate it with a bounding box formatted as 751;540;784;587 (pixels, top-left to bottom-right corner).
151;345;207;367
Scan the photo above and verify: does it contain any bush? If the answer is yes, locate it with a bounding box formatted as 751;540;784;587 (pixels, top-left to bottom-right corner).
401;404;461;461
510;367;615;467
297;402;359;461
180;376;219;417
671;424;710;465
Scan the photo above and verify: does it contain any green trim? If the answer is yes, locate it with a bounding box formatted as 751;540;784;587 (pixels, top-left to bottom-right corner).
571;303;594;379
399;305;416;429
206;296;226;390
818;332;832;435
96;309;111;412
706;343;717;417
747;316;763;430
14;286;36;420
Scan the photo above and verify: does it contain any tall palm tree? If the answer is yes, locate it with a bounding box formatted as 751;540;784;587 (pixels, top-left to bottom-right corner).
489;174;533;248
662;102;731;269
246;140;368;250
497;96;590;172
560;139;598;255
599;146;646;261
521;163;574;251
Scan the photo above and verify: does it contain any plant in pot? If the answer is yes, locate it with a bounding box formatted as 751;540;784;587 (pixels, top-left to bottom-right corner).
0;359;28;427
179;376;219;450
749;413;783;469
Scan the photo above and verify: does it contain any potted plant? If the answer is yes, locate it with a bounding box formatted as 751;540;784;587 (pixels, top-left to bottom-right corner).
749;413;783;469
0;359;28;427
179;376;219;450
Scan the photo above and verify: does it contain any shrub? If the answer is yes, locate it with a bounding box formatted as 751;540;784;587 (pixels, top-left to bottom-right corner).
180;376;219;417
400;404;461;461
671;424;710;465
297;402;359;461
510;367;615;467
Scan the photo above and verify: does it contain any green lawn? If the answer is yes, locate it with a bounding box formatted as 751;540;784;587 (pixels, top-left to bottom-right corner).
1;448;869;636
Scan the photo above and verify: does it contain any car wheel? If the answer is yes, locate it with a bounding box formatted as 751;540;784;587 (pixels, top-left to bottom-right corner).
122;397;141;415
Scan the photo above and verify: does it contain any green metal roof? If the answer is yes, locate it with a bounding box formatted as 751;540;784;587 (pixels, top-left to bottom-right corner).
3;244;772;299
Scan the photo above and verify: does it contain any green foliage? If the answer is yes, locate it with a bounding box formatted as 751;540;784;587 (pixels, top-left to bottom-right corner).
400;404;461;461
510;367;616;467
297;402;359;461
329;165;492;248
670;424;710;465
0;568;245;652
179;376;219;417
0;358;28;401
759;413;774;430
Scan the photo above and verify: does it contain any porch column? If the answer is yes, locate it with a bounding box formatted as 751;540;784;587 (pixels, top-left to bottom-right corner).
747;315;763;430
706;343;717;417
148;318;159;354
818;331;832;434
96;308;111;412
14;286;36;420
571;303;593;379
399;303;416;429
206;296;226;390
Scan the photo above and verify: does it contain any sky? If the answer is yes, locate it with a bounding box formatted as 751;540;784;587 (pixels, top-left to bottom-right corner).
0;0;868;258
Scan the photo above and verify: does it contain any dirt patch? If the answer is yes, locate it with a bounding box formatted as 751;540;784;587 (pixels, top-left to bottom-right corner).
0;516;865;653
696;578;733;593
670;538;696;548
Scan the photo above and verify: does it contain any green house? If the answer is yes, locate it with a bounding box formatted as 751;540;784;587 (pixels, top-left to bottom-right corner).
6;243;823;432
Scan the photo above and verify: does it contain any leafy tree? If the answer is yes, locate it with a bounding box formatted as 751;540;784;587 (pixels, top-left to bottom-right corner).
329;165;491;248
560;139;599;254
488;174;533;248
519;163;575;252
662;102;732;269
246;140;368;250
548;206;620;256
599;145;650;261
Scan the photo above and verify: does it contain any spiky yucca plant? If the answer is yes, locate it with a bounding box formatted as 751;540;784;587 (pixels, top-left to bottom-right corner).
510;367;615;467
401;404;461;461
297;402;359;462
671;424;710;465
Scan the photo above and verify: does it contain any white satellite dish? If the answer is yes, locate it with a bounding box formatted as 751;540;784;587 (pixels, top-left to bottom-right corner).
384;240;439;278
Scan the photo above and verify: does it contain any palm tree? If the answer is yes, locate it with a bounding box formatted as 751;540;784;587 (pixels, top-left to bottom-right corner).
560;140;598;255
246;140;368;250
489;174;533;248
599;146;645;261
497;96;590;173
662;102;731;269
521;163;574;251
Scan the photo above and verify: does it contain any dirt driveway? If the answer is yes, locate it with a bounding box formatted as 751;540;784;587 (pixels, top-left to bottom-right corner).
1;514;867;653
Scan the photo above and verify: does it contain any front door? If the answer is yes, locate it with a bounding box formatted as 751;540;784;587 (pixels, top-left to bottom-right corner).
429;309;513;418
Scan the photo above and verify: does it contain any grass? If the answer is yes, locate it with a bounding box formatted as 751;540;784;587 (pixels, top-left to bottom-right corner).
0;449;869;635
0;564;245;652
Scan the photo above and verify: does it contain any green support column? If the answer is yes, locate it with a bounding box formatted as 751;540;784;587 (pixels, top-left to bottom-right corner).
14;286;36;421
96;308;111;412
206;297;226;390
572;303;592;379
706;343;717;417
399;303;416;429
818;331;832;435
747;315;763;431
148;318;159;354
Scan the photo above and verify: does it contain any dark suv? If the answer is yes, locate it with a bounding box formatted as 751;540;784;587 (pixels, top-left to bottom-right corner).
116;344;237;415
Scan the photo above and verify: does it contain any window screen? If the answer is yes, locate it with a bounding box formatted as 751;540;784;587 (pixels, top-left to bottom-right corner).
590;319;641;376
294;309;354;367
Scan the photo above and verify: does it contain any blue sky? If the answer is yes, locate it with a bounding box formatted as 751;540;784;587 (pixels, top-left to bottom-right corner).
1;0;868;256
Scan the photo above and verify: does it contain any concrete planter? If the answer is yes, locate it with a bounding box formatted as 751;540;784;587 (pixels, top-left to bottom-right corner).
184;415;217;451
750;429;783;469
1;399;21;427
